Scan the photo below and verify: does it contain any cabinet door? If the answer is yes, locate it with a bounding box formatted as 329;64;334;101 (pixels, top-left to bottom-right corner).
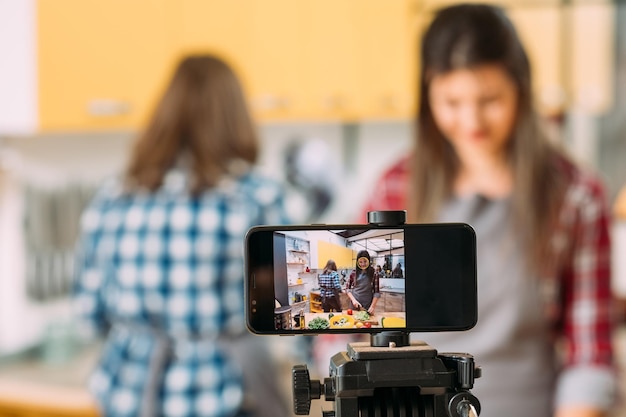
298;0;414;121
385;292;405;312
301;0;364;120
350;0;415;120
310;292;323;313
176;0;254;98
508;6;563;115
37;0;419;129
377;293;387;312
246;0;307;120
38;0;178;131
248;0;414;121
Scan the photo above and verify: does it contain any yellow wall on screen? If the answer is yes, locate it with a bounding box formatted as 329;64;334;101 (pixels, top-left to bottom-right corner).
317;241;355;269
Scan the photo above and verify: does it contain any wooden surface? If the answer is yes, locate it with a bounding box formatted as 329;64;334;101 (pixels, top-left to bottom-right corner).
0;344;101;417
0;379;99;417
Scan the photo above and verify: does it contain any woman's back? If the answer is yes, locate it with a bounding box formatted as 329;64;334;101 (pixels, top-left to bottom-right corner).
74;168;290;417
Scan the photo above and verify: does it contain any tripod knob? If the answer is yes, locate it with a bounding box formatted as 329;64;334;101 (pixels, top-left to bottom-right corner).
292;364;322;415
439;353;479;389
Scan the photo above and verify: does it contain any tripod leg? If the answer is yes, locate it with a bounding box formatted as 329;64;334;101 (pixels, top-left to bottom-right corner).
336;397;360;417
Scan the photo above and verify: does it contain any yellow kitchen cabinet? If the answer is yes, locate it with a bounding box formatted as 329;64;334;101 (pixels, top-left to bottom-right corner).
298;0;415;121
38;0;179;132
158;0;417;122
176;0;254;99
37;0;417;131
296;0;362;121
508;6;565;115
348;0;416;120
246;0;309;120
412;0;614;116
38;0;258;132
309;291;323;313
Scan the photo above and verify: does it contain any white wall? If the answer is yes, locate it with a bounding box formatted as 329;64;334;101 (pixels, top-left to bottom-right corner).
0;0;37;135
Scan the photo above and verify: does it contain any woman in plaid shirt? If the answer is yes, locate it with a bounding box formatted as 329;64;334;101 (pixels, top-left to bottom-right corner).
73;55;291;417
318;259;342;312
362;4;616;417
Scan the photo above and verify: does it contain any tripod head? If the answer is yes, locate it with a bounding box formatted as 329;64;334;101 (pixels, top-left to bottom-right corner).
292;331;481;417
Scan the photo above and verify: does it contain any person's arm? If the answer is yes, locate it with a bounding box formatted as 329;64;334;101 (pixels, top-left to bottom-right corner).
368;270;381;314
368;296;379;314
333;272;342;291
554;176;616;416
72;196;110;339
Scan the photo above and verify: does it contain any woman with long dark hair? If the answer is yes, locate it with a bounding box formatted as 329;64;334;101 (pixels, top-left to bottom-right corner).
345;250;380;314
362;4;615;417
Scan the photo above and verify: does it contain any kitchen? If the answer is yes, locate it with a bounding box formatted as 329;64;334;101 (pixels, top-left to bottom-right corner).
272;228;407;331
1;1;626;416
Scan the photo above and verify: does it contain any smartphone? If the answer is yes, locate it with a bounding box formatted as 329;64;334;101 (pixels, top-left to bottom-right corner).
245;222;477;334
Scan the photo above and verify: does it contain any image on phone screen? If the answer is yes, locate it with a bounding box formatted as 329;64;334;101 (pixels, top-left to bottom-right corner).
246;223;477;334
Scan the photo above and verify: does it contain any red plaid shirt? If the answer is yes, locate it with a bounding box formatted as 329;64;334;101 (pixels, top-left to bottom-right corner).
362;155;614;368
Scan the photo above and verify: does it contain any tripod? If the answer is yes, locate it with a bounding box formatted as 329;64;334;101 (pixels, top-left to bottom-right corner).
292;331;481;417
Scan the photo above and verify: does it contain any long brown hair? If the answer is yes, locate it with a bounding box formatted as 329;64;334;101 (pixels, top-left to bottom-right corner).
410;4;569;273
125;54;258;194
323;259;338;275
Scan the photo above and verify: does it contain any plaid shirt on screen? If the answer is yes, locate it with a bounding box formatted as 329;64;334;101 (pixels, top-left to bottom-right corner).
318;271;341;298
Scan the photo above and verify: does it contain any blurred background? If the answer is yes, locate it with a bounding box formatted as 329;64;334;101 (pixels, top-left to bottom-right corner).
1;0;626;415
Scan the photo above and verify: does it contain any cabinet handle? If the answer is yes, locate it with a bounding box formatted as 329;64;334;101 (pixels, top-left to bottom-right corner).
87;99;131;116
251;94;292;111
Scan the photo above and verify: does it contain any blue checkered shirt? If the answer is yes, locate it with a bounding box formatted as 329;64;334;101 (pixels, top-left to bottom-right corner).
318;271;341;298
73;168;291;417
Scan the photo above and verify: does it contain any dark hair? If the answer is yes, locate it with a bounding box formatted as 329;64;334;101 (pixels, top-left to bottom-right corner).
409;3;568;272
125;54;258;194
355;250;375;277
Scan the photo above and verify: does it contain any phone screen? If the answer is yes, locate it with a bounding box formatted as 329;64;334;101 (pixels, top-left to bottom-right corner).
245;223;476;334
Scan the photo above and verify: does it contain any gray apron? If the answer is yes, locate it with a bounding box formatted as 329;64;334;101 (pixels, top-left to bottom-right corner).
352;271;374;309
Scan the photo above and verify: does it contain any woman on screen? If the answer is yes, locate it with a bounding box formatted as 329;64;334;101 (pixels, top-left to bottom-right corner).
346;250;380;314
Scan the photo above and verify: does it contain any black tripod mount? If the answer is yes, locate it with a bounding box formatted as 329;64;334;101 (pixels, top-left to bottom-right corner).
292;331;481;417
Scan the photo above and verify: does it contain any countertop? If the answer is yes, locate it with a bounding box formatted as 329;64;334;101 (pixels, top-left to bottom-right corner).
380;287;404;294
0;343;101;416
301;311;405;330
310;288;405;294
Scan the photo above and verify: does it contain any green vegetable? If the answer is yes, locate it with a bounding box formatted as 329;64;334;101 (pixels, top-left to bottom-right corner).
354;311;370;321
328;313;334;319
308;317;330;330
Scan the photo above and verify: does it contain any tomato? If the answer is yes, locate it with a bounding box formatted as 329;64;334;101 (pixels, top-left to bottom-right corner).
347;309;353;315
363;322;372;328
